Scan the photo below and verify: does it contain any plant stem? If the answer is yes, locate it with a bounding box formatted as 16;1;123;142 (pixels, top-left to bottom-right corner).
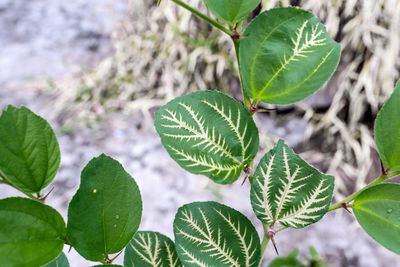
327;170;400;212
0;174;39;201
170;0;233;36
259;223;271;267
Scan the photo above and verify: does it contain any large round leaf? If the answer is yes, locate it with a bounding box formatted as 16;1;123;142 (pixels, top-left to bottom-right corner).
0;105;60;194
174;201;260;267
44;252;69;267
124;231;181;267
0;197;66;267
239;7;341;104
203;0;260;24
251;140;334;228
67;154;142;261
155;91;259;184
374;79;400;171
353;183;400;254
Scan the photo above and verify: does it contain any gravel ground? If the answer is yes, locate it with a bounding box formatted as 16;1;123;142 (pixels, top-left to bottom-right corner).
0;0;399;266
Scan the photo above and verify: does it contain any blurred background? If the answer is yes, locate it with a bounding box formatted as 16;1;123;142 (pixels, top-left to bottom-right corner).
0;0;399;266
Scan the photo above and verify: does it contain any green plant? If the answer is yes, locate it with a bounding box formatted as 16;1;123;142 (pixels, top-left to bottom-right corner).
0;1;399;266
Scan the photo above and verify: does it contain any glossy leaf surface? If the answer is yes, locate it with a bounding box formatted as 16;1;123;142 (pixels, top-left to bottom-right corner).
155;91;259;184
374;79;400;171
67;155;142;261
251;140;334;228
203;0;260;24
0;197;66;267
44;252;69;267
353;183;400;254
174;201;260;267
240;7;340;104
124;231;181;267
0;105;60;194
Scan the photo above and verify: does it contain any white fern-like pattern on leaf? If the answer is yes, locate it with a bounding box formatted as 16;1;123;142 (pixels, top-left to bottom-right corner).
251;140;334;228
174;202;260;267
124;231;181;267
155;91;259;184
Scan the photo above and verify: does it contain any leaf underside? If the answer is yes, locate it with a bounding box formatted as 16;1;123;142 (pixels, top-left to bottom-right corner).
251;140;334;228
0;197;66;267
203;0;261;24
374;79;400;171
124;231;181;267
239;7;341;104
353;183;400;255
67;154;142;261
155;91;259;184
174;201;260;267
0;105;60;194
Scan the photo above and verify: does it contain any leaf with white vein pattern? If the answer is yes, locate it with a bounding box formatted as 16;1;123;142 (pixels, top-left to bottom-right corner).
239;7;340;104
124;231;181;267
251;140;334;228
155;91;259;184
174;202;260;267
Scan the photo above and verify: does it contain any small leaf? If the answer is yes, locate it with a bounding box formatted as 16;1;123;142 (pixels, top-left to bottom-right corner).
0;197;66;267
67;154;142;261
353;183;400;254
174;201;260;267
239;7;340;104
0;105;61;194
155;91;259;184
44;252;69;267
267;249;305;267
203;0;260;24
374;79;400;171
251;140;334;228
124;231;181;267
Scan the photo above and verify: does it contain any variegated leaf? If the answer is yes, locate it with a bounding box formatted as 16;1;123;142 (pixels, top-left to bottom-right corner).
250;140;334;228
124;231;181;267
239;7;341;104
174;201;260;267
155;91;259;184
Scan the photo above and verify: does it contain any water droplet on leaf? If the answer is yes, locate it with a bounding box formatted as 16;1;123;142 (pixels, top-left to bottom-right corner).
115;215;119;219
93;189;97;193
387;208;393;213
114;224;117;228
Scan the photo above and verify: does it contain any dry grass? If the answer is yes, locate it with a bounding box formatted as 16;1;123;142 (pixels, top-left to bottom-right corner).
52;0;400;197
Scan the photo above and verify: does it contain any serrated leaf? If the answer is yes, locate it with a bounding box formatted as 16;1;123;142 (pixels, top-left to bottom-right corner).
44;252;69;267
0;197;66;267
124;231;181;267
353;183;400;254
239;7;340;104
203;0;260;24
174;201;260;267
251;140;334;228
155;91;259;184
0;105;60;194
374;79;400;171
67;154;142;261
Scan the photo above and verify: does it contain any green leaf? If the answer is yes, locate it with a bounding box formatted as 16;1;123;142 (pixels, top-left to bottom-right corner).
251;140;334;228
0;197;66;267
67;154;142;261
0;105;61;194
374;80;400;171
155;91;259;184
124;231;181;267
239;7;341;104
353;183;400;254
174;201;260;267
43;252;69;267
92;265;124;267
203;0;260;24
